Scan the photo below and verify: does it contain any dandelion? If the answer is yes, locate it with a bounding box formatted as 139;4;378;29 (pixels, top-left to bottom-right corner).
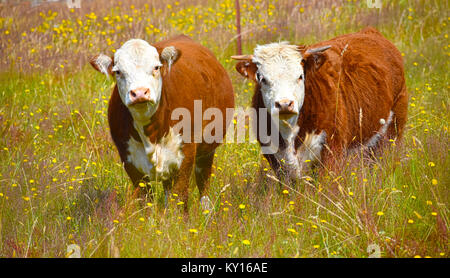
113;219;119;223
313;245;320;249
282;189;289;195
428;162;435;167
287;228;298;235
239;204;245;210
431;179;438;185
242;240;250;245
139;217;145;222
66;216;72;221
138;182;145;188
189;228;198;234
377;211;384;216
408;219;414;224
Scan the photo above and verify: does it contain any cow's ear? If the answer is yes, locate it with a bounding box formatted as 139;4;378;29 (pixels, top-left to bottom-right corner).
301;45;330;73
159;46;181;74
90;54;113;76
235;60;258;81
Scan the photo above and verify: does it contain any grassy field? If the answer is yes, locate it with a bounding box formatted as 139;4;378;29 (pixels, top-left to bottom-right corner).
0;0;448;258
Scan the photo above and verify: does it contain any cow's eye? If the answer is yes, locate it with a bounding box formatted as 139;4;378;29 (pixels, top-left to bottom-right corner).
298;74;304;81
154;65;161;71
114;70;121;76
257;72;267;85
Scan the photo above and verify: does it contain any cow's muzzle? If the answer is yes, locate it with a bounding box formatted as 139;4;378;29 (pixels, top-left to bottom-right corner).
275;99;297;119
129;87;154;105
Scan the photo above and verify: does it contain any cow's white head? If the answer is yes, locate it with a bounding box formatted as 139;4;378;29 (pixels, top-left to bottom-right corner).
232;42;330;124
90;39;180;124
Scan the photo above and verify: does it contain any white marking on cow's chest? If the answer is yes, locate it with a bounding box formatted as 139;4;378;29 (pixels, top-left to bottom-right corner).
296;131;327;173
274;126;327;179
274;125;301;178
127;137;156;179
126;127;184;180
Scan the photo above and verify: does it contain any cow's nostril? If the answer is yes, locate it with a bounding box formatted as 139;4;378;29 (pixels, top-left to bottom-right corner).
144;89;150;95
130;91;136;98
275;102;281;109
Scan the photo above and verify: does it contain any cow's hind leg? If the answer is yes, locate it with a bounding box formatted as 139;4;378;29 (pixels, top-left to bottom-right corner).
194;146;216;211
387;86;408;141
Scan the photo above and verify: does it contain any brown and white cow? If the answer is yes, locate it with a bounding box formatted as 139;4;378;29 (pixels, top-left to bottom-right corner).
90;35;235;210
232;27;408;180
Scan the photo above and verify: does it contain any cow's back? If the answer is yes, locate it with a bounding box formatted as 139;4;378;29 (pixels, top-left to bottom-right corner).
151;35;235;143
301;28;406;147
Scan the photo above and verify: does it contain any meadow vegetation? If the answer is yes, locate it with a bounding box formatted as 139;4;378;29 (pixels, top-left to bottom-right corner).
0;0;448;257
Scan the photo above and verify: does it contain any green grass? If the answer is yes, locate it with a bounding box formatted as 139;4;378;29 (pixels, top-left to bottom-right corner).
0;0;448;257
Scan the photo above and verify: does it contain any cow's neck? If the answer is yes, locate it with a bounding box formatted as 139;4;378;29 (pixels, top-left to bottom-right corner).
133;121;155;155
128;101;161;155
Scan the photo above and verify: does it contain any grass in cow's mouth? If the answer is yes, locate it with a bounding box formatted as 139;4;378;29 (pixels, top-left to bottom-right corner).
0;0;448;258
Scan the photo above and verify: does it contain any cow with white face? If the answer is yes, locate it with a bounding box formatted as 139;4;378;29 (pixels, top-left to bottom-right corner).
112;39;163;121
90;35;235;211
233;43;329;141
232;42;330;179
233;28;408;182
92;39;177;128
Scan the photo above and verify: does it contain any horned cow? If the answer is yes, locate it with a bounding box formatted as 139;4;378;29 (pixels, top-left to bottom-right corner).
90;35;235;210
232;27;408;180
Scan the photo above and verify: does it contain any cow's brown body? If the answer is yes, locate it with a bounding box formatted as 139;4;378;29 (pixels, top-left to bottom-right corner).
253;27;408;174
108;35;235;206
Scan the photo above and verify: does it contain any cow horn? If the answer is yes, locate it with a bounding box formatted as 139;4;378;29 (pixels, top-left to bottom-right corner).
306;45;331;54
231;54;254;60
